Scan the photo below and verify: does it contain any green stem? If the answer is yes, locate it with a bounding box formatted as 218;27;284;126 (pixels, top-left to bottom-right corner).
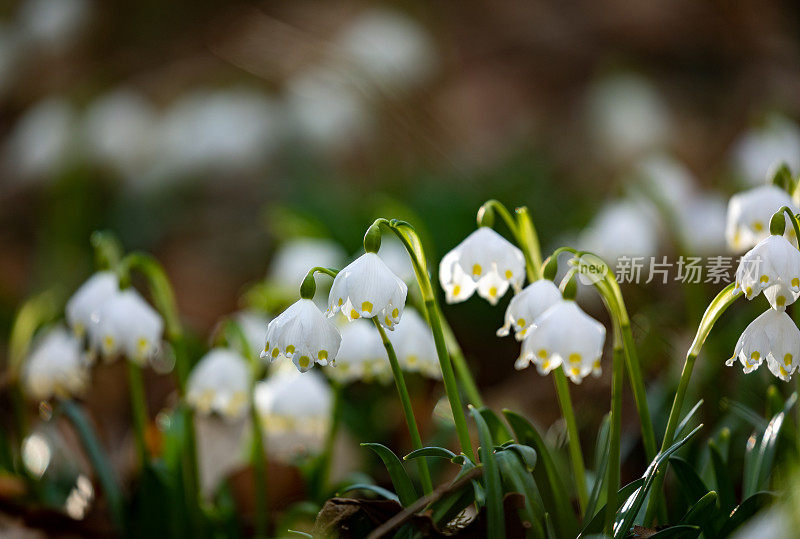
779;206;800;243
126;361;149;466
60;399;126;533
377;219;476;461
604;341;624;536
316;381;344;498
438;310;484;407
552;369;588;514
373;319;434;494
619;322;656;462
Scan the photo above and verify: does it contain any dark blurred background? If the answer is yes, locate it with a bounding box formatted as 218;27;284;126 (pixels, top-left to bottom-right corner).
2;0;800;498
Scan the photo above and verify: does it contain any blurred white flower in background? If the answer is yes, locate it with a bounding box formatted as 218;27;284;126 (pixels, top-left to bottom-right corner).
254;365;332;463
388;308;440;379
187;348;251;420
83;89;159;180
3;97;78;183
586;73;671;164
65;271;119;338
268;238;347;291
335;8;436;93
378;238;415;283
24;326;89;401
194;414;249;498
16;0;91;53
578;200;659;263
726;185;797;252
234;311;271;360
732;114;800;186
676;194;728;254
285;66;371;155
88;289;164;364
157;88;283;180
329;319;390;383
634;153;695;211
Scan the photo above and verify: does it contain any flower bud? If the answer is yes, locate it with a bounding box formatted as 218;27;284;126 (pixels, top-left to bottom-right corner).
363;224;382;254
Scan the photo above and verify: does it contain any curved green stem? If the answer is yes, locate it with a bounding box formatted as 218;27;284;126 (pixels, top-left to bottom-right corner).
374;219;475;462
90;231;123;273
438;311;484;407
373;319;434;494
126;361;149;466
604;339;624;536
644;283;740;524
480;201;543;280
779;206;800;244
553;369;588;514
61;399;126;533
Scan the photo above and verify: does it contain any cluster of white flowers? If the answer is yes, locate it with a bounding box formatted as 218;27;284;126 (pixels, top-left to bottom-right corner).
728;230;800;381
726;185;797;252
441;226;607;384
23;326;90;400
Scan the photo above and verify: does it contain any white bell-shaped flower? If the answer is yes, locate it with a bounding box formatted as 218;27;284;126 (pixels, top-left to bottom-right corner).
254;365;332;461
88;289;164;364
262;299;341;373
65;271;118;337
497;279;562;341
328;252;408;329
439;227;525;305
734;234;800;311
517;300;606;384
187;348;251;420
726;185;798;252
726;309;800;381
24;326;89;400
329;319;391;383
389;308;440;379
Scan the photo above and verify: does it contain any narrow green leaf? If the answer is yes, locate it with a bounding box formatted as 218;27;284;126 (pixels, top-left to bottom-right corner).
496;450;545;539
746;393;796;496
668;456;709;505
404;447;457;461
361;443;418;506
501;444;537;471
503;409;575;537
579;478;645;536
723;399;768;431
649;525;700;538
478;407;513;444
674;400;704;441
687;283;740;358
471;407;504;539
708;440;735;513
613;425;703;539
431;484;474;526
718;492;775;537
586;414;611;520
680;490;719;537
338;483;400;502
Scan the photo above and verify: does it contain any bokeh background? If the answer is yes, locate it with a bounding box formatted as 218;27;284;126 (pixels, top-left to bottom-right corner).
3;0;800;532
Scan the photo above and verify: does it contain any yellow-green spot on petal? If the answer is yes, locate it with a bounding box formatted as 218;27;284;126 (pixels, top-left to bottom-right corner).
298;356;310;369
542;360;551;370
103;335;115;352
751;351;760;361
505;270;513;279
318;350;328;361
516;318;526;328
745;286;753;296
338;298;343;306
569;353;581;364
753;221;764;232
780;366;788;377
350;309;360;319
472;264;482;276
271;347;279;358
392;308;399;318
407;355;418;365
777;295;787;307
793;278;800;288
489;286;498;297
537;349;548;359
785;353;793;366
593;360;601;370
136;337;149;354
385;316;392;326
760;275;769;283
286;345;295;355
569;367;579;376
453;285;461;296
362;301;373;314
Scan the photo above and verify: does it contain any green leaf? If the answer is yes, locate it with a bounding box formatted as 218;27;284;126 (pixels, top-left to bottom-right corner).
496;450;546;539
478;407;514;445
668;456;709;505
471;407;504;539
503;409;575;537
613;425;703;539
649;525;700;538
579;478;645;536
338;483;400;502
361;443;418;506
687;283;741;358
675;400;703;441
708;440;735;513
745;393;796;496
680;490;719;537
724;399;769;431
501;444;537;471
404;447;457;461
430;484;475;526
586;414;611;520
718;492;775;537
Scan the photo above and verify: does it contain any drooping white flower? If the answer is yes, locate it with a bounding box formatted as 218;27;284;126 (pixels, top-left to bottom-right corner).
328;252;408;329
389;308;440;379
439;227;525;305
262;299;341;372
676;194;728;254
577;200;658;264
732;114;800;187
65;271;118;337
726;309;800;381
268;238;347;291
88;289;164;364
726;185;798;252
187;348;251;420
497;279;563;341
254;365;332;461
734;234;800;311
23;326;89;400
516;300;606;384
194;415;248;498
329;319;390;383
